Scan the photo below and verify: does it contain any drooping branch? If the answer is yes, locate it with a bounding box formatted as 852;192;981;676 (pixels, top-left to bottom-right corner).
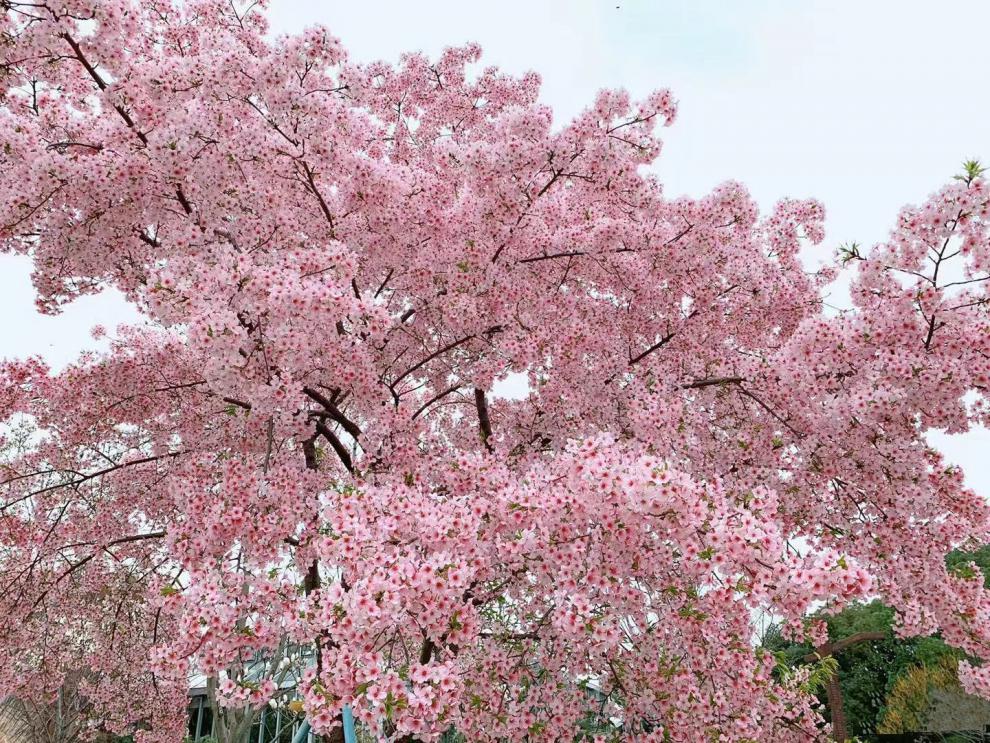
389;326;503;392
1;452;183;512
411;383;462;420
29;530;166;612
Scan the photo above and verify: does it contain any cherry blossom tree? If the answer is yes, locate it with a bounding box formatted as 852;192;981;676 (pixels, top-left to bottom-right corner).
2;1;990;741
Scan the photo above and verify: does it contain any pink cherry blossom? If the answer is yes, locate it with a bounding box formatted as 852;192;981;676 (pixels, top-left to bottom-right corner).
2;2;990;742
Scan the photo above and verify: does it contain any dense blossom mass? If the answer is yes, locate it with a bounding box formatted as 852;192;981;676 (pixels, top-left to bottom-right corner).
1;1;990;741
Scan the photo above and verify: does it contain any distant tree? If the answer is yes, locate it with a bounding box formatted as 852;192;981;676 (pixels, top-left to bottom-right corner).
947;545;990;587
877;656;962;735
766;589;982;739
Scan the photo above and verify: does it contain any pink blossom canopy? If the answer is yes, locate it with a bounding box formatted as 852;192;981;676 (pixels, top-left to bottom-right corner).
2;1;990;741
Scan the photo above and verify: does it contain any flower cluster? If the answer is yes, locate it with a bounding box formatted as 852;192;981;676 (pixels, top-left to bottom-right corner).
1;2;989;741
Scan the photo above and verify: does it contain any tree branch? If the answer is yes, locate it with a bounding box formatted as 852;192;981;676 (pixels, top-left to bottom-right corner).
628;331;676;367
390;326;503;391
314;421;353;473
682;376;744;390
474;388;494;452
303;386;362;439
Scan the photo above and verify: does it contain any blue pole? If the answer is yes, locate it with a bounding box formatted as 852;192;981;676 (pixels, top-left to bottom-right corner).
342;704;357;743
290;720;310;743
291;706;356;743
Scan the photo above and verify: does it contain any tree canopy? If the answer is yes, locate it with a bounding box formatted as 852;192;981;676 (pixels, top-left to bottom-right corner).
2;2;990;741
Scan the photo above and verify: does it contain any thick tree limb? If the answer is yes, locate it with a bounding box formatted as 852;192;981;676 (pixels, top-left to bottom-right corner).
303;386;362;439
474;388;494;452
314;421;354;473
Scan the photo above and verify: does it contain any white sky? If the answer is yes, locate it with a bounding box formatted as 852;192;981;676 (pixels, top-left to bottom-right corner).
2;0;988;492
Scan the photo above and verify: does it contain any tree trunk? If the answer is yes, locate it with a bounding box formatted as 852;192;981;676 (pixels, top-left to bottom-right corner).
803;631;885;742
825;672;847;743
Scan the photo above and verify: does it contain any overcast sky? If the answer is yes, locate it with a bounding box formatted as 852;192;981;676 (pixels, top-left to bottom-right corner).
2;0;988;490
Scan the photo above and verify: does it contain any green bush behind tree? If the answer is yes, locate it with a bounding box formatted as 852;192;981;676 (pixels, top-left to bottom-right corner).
763;545;990;740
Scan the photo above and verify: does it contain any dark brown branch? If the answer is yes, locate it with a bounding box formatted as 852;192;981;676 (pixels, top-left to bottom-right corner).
175;187;194;216
45;141;103;153
299;434;324;678
628;331;676;367
390;326;503;391
303;387;362;439
474;388;494;452
517;250;586;265
222;396;252;410
2;452;182;511
60;33;147;146
301;162;336;237
61;32;198;217
30;530;166;612
374;268;394;298
804;631;887;662
419;638;436;665
104;530;167;546
534;170;562;199
682;376;744;390
411;384;462;420
137;230;160;247
314;422;353;473
737;386;804;437
517;224;694;265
